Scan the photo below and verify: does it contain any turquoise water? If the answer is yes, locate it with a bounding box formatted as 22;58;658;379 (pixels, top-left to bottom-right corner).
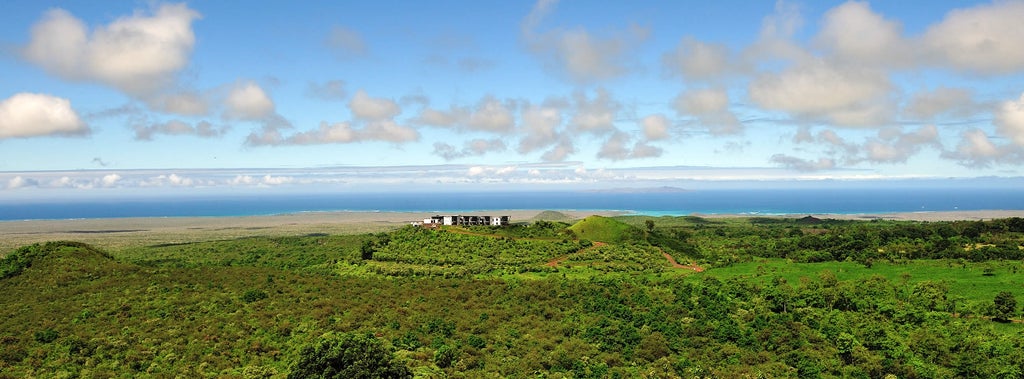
2;188;1022;221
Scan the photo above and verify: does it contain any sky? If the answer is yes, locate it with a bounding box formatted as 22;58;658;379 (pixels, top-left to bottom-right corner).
2;0;1024;197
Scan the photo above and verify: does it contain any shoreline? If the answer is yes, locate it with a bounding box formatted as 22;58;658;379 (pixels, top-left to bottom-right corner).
2;209;1022;253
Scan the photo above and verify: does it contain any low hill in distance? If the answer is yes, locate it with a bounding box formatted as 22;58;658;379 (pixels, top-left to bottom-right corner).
529;210;576;222
567;215;644;243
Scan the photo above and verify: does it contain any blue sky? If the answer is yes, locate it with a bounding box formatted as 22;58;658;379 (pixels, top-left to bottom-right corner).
2;0;1024;196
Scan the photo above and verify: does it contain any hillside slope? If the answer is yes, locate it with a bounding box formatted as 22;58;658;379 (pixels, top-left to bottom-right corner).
567;216;644;243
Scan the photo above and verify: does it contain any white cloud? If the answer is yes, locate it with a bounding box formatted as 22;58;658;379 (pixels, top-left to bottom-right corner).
434;139;507;160
570;88;619;134
7;176;39;189
522;0;648;83
815;1;911;67
23;4;200;95
662;37;736;81
770;154;836;172
748;59;893;126
133;120;225;140
258;120;418;146
861;125;941;163
415;96;517;133
100;173;121;187
360;120;419;143
541;139;575;162
673;88;742;135
640;114;670;141
145;91;209;116
995;93;1024;147
0;93;88;139
349;90;400;121
225;81;275;120
923;1;1024;74
675;88;728;115
517;103;564;153
283;122;357;144
942;129;1023;167
903;87;979;120
597;132;663;161
466;97;516;133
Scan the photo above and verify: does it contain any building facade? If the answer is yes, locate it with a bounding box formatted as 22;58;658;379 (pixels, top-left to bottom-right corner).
414;215;510;226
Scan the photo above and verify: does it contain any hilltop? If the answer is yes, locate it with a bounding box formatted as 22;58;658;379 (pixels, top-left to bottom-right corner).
567;215;644;243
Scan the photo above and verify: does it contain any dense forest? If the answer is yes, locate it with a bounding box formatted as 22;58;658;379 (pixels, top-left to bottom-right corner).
1;215;1023;378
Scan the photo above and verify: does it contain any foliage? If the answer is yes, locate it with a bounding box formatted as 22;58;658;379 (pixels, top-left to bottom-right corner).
288;332;411;379
2;217;1024;377
568;216;645;243
993;291;1018;322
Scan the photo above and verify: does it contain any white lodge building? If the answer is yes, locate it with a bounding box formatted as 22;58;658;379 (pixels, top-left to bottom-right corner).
412;215;510;226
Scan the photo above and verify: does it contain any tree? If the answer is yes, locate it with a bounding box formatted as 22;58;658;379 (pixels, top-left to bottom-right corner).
645;220;655;233
288;332;411;379
992;291;1018;322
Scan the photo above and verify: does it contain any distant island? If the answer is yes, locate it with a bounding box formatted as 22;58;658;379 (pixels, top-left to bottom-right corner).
584;186;691;193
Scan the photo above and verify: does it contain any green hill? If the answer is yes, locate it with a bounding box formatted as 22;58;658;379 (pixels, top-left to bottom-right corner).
529;210;575;222
1;241;120;280
567;215;644;243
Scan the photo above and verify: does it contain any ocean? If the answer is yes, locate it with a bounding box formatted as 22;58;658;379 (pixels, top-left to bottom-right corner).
2;188;1023;221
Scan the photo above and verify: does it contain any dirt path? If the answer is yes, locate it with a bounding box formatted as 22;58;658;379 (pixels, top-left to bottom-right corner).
546;241;607;267
659;248;705;272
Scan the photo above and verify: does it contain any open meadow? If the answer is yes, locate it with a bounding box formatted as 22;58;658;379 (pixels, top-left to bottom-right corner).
2;210;1024;378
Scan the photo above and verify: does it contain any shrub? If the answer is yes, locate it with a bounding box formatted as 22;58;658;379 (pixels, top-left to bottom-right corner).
34;328;59;344
288;332;411;379
241;289;269;303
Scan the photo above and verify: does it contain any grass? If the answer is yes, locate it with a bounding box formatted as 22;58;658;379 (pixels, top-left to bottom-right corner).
568;215;643;243
704;258;1024;307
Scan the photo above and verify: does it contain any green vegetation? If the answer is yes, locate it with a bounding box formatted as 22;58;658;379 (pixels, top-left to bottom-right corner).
1;216;1023;377
567;215;643;243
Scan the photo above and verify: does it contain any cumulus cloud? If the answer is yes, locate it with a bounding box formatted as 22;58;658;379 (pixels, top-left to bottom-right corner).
541;138;576;162
230;174;294;186
349;90;401;121
307;80;347;101
597;132;663;161
640;114;670;141
326;26;368;59
815;1;911;68
861;125;941;163
225;81;275;120
254;120;418;146
673;88;742;135
0;93;89;139
903;87;980;121
23;3;200;95
923;1;1024;74
770;154;836;172
995;93;1024;147
748;59;893;126
133;120;225;140
414;96;517;134
942;129;1024;167
100;174;121;187
522;0;648;83
570;88;619;134
144;91;210;116
434;139;507;160
517;102;564;153
7;176;40;189
793;126;941;165
662;37;738;81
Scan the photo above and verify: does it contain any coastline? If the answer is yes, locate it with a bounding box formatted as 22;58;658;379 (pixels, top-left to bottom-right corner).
2;209;1022;253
